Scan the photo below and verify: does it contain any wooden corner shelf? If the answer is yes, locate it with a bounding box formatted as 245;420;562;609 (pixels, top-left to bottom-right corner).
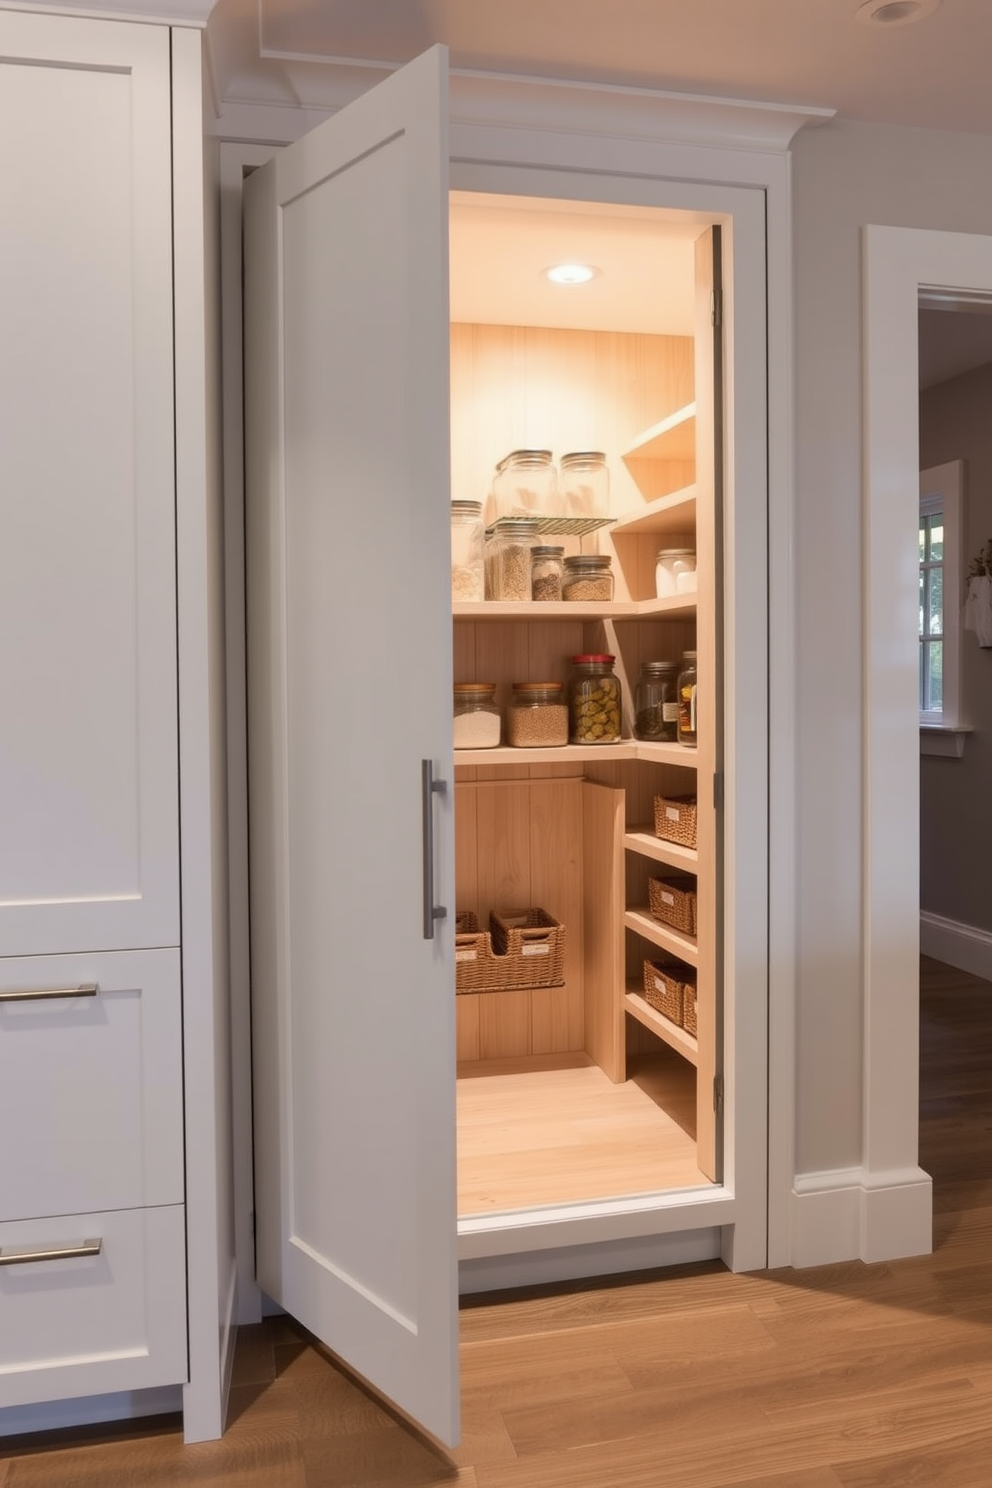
623;403;696;464
624;988;699;1065
624;907;698;966
624;829;698;872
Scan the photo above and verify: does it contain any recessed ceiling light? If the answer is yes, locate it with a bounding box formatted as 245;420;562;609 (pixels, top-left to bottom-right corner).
544;263;598;286
855;0;941;26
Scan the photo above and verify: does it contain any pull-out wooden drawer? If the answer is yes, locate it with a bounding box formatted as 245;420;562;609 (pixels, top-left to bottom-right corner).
0;949;183;1222
0;1205;187;1409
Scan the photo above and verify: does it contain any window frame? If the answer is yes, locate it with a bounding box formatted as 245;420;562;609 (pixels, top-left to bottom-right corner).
919;457;964;739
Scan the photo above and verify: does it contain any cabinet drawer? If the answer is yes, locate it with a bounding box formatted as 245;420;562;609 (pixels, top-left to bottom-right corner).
0;1205;186;1410
0;949;183;1222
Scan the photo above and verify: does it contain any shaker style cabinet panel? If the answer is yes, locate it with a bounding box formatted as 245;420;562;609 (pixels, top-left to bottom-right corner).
0;11;179;960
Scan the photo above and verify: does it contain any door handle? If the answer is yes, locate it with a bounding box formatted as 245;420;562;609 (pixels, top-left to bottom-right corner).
421;759;448;940
0;1238;102;1266
0;983;98;1003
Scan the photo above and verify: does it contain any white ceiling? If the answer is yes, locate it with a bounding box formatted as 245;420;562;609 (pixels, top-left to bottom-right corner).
208;0;992;137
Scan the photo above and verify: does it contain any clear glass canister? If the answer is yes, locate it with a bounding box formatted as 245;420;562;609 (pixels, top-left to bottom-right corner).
531;545;564;601
655;548;697;599
568;654;622;744
450;499;485;601
562;553;614;602
453;683;501;749
633;660;680;742
491;449;562;522
560;451;610;519
507;682;569;748
677;652;698;746
485;520;537;601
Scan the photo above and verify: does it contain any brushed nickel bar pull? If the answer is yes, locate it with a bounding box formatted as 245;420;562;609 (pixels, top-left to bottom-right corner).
0;1238;102;1266
421;758;448;940
0;982;98;1003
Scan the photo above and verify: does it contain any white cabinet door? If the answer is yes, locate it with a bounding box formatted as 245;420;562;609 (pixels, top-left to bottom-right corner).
244;47;459;1446
0;12;179;959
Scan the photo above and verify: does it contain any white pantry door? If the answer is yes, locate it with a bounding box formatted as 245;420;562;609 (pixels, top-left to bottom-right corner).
243;46;459;1444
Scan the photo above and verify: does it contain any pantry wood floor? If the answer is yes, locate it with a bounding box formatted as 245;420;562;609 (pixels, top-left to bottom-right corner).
2;956;989;1487
456;1049;707;1213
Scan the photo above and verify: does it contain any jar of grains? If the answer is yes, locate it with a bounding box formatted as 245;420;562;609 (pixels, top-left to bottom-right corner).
568;654;622;744
562;553;614;602
677;652;698;746
560;451;609;519
655;547;696;599
491;449;561;522
530;545;564;601
485;520;537;601
633;660;680;742
507;682;569;747
453;683;501;749
450;499;485;601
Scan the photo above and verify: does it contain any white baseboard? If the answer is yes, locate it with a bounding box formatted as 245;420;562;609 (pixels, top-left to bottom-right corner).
921;911;992;982
0;1386;182;1440
458;1227;722;1295
791;1166;932;1268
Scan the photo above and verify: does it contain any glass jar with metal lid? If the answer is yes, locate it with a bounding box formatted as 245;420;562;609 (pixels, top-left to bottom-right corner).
633;660;680;742
568;654;622;744
560;451;609;519
655;547;696;599
485;520;538;601
530;545;564;601
562;553;614;602
507;682;569;748
491;449;561;522
450;499;485;601
453;683;501;749
677;652;698;746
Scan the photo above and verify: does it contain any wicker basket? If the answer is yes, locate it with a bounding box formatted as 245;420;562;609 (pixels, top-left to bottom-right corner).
454;908;565;994
648;874;697;936
642;959;684;1025
682;977;698;1036
653;794;698;848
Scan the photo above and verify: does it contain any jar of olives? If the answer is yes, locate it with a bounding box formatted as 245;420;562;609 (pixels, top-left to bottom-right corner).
568;654;622;745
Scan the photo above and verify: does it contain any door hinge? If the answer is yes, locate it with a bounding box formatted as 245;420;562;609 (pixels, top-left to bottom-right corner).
711;288;723;328
713;1075;724;1114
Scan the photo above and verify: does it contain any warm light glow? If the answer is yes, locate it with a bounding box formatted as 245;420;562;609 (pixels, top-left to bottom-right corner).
544;263;598;286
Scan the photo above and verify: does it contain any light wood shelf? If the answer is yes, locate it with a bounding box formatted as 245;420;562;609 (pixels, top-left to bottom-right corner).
453;597;695;619
624;907;698;966
453;741;697;767
623;402;696;463
624;988;699;1065
611;484;697;537
624;829;698;872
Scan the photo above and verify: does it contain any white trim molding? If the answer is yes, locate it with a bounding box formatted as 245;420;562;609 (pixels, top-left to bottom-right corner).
792;1166;933;1268
921;911;992;983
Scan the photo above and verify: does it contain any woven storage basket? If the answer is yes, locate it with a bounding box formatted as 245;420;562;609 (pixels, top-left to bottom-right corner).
682;976;698;1036
642;959;684;1025
454;908;565;994
648;874;697;936
653;793;698;848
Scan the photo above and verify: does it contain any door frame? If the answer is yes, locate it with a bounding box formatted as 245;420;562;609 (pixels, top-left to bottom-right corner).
860;225;992;1261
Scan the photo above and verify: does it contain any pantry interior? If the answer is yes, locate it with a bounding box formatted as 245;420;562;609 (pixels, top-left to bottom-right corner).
446;190;723;1220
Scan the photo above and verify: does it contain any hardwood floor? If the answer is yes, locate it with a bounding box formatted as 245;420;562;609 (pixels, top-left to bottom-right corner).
2;956;989;1486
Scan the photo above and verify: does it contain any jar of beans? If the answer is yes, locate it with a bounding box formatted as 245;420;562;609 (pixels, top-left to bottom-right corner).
562;553;614;602
485;520;537;601
568;654;622;744
530;545;564;601
507;683;569;747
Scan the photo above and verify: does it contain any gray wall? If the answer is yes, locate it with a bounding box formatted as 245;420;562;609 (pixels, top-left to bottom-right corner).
920;362;992;933
790;120;992;1176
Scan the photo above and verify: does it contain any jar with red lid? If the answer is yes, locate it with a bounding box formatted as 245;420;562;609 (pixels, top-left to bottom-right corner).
568;654;622;744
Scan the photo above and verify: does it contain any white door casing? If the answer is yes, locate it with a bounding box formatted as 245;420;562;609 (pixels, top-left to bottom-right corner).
243;46;459;1445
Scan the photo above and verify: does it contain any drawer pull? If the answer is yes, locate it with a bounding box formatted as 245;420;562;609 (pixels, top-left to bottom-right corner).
0;982;98;1003
0;1238;102;1266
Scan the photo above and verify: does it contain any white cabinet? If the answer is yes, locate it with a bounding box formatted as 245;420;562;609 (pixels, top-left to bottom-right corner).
0;8;233;1440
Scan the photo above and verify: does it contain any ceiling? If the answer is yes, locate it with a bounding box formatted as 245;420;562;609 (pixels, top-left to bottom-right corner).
208;0;992;137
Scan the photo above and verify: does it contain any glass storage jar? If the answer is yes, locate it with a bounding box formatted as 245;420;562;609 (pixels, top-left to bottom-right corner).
450;499;485;602
507;682;569;747
677;652;698;746
485;520;537;601
530;545;564;601
633;660;680;742
560;451;610;519
568;654;622;744
453;683;501;749
491;449;561;521
655;548;696;599
562;553;614;602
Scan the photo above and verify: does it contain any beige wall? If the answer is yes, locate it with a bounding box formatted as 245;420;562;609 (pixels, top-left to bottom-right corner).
790;120;992;1175
920;362;992;933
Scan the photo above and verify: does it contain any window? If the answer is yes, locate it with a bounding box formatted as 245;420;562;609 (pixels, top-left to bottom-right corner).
919;459;964;745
